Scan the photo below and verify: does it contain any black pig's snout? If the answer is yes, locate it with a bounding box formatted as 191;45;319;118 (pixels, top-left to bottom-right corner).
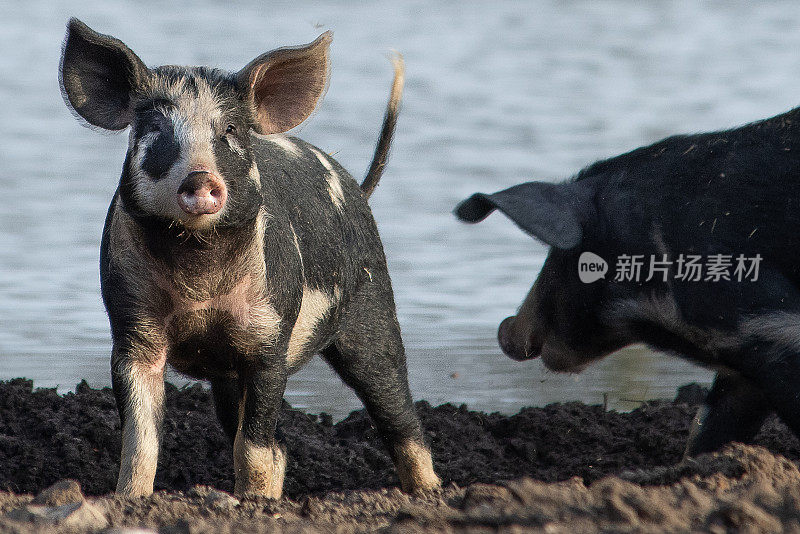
498;316;540;361
177;171;227;215
497;316;515;356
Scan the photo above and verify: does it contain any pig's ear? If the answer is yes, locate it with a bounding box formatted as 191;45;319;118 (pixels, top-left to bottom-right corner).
455;181;585;249
237;32;332;134
60;18;149;130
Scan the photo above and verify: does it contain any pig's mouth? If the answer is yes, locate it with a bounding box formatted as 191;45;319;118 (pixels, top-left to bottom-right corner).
497;316;591;372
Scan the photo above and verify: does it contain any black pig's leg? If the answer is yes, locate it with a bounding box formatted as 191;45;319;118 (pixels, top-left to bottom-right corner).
211;377;240;444
684;371;771;457
111;343;166;497
322;288;440;493
233;356;288;498
736;339;800;444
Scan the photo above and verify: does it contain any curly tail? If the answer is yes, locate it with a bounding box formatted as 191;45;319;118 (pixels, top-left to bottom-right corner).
360;52;405;199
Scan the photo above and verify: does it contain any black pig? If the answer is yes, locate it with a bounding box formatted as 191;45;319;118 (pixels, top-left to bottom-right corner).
60;18;439;498
457;106;800;456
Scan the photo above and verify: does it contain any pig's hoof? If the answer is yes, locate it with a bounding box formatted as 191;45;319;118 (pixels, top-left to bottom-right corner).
405;473;443;495
233;440;287;499
394;441;442;494
234;489;282;500
233;478;284;500
233;478;283;500
115;486;153;499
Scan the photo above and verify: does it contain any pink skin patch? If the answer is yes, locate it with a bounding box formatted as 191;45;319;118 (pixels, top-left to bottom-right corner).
161;275;257;328
177;170;227;215
149;348;167;375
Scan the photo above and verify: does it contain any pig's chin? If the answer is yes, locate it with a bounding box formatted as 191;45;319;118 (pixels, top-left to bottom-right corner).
174;208;225;231
539;343;592;373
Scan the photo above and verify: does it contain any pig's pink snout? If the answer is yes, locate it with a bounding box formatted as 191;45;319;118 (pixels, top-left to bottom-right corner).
177;171;227;215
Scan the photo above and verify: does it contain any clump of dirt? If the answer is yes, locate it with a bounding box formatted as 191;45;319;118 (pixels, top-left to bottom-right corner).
2;379;800;532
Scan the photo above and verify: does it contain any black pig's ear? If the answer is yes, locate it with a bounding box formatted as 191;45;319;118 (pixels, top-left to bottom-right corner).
60;18;149;130
455;181;586;249
237;32;332;134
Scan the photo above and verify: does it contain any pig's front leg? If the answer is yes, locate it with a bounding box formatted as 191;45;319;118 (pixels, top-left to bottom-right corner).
211;377;240;443
685;370;771;457
233;356;288;498
111;343;167;497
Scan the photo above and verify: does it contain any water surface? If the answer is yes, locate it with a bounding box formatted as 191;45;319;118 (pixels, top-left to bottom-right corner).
3;1;798;418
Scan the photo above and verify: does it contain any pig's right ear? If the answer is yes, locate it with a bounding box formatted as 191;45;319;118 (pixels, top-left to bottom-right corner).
237;32;332;134
454;181;586;249
60;18;149;130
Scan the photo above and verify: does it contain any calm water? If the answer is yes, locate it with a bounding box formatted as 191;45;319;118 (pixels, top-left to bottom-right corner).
3;0;799;419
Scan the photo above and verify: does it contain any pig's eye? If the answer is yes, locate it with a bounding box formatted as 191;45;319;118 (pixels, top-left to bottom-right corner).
142;113;168;134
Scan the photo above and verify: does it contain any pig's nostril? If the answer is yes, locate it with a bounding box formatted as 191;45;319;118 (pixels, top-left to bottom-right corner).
177;172;227;216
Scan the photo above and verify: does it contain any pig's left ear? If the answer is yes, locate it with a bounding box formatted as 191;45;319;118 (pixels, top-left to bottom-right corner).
60;18;150;130
455;181;587;249
237;32;332;134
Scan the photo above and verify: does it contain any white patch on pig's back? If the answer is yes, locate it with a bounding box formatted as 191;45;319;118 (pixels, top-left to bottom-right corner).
309;146;345;210
263;135;303;158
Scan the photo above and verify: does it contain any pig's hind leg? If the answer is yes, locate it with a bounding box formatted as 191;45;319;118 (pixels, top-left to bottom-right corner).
322;286;440;493
684;371;771;457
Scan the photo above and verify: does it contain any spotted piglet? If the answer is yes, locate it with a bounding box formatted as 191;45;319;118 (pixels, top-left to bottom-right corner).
59;18;440;498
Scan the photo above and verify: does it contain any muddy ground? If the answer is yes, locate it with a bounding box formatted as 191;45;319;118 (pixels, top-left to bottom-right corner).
2;379;800;532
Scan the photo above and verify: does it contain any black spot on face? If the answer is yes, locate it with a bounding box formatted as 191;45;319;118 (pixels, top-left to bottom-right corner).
134;108;180;179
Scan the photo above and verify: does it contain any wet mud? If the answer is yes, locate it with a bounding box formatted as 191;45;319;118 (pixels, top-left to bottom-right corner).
2;379;799;532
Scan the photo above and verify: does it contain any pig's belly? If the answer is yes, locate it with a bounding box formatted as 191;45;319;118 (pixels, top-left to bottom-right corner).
165;309;254;380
